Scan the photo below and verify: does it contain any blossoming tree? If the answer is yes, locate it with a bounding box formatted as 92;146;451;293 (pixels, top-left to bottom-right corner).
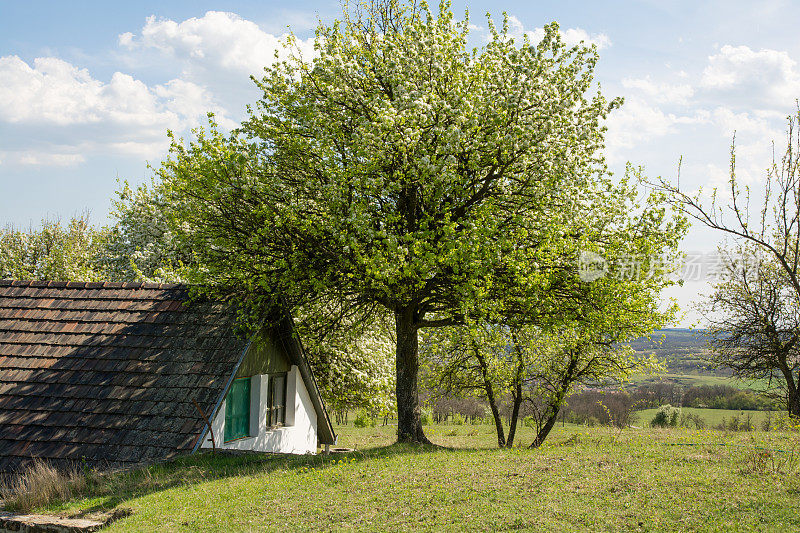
157;0;681;443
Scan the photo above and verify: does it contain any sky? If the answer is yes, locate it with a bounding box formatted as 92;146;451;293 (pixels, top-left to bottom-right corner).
1;0;799;326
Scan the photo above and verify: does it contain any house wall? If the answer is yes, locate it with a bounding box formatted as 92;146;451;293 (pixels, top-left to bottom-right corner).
201;365;319;454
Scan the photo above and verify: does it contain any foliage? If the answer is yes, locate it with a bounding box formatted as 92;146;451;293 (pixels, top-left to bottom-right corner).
650;404;680;427
0;181;190;284
155;0;653;442
525;327;662;446
103;180;191;282
631;383;778;411
307;323;396;417
353;409;377;428
419;407;432;426
425;321;666;447
423;323;524;445
0;215;109;281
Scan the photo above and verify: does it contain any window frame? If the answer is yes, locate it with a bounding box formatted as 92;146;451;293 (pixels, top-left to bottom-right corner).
266;372;288;428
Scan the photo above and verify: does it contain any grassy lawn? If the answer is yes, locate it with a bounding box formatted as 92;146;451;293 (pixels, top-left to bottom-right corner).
633;408;779;428
15;423;800;532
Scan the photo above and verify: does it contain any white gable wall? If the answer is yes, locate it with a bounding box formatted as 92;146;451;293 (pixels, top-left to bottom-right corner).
201;365;318;454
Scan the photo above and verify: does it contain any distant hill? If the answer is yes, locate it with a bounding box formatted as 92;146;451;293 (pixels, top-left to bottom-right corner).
628;328;721;375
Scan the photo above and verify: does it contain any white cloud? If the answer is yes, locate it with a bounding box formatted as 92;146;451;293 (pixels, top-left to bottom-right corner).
1;151;86;167
0;55;225;128
120;11;316;76
0;11;316;169
622;76;694;105
608;46;798;176
710;106;782;140
701;45;800;107
507;16;611;50
605;97;709;161
0;55;232;165
559;27;612;50
154;78;235;129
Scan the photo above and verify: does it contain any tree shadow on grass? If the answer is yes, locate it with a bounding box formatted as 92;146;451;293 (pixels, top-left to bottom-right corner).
47;441;443;516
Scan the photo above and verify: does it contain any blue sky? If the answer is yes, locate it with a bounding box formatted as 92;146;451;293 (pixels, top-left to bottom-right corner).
2;0;799;325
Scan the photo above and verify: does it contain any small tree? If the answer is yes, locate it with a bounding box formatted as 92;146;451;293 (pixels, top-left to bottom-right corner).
426;318;665;448
702;245;800;417
424;324;526;448
658;107;800;419
525;328;659;448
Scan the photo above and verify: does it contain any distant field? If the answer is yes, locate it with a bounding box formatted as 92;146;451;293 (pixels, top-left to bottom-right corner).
634;407;778;428
629;372;770;390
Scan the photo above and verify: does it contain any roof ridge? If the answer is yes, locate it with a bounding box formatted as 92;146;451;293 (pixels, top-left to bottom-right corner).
0;280;184;290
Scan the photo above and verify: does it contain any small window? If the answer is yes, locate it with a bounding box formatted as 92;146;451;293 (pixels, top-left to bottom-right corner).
267;373;287;427
224;377;251;442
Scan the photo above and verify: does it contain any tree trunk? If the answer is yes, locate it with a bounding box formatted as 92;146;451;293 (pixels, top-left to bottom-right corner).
475;345;506;447
530;350;579;449
505;343;526;448
788;387;800;418
486;390;506;448
778;361;800;418
505;393;522;448
793;369;800;418
530;405;560;448
395;308;430;443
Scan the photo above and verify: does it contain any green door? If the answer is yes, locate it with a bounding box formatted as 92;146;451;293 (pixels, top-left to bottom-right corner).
224;377;251;441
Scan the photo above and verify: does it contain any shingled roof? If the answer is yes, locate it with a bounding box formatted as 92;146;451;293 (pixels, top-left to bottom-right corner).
0;280;256;475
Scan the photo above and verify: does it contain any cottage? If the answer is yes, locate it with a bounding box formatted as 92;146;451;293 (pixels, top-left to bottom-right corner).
0;280;336;477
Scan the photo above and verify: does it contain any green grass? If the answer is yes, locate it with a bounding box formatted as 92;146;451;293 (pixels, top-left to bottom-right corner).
16;423;800;532
634;407;778;428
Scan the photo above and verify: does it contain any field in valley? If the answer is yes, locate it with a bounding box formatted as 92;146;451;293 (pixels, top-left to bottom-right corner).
10;422;800;532
633;407;779;428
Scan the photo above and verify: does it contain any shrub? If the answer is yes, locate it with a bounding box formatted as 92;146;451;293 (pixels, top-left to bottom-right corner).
420;408;432;426
680;413;707;429
353;409;376;428
650;405;680;428
762;411;774;432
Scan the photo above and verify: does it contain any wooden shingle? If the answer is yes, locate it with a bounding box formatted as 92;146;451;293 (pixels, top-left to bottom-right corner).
0;280;250;476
